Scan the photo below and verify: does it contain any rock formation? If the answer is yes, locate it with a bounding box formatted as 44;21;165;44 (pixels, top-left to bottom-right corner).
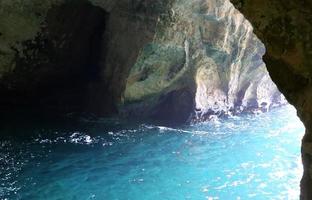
122;0;284;122
1;0;310;198
0;0;109;114
0;0;284;122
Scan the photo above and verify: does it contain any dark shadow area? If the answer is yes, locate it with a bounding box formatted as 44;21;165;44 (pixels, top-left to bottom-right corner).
0;0;108;117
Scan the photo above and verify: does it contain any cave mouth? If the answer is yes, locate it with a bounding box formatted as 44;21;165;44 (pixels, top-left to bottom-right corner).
0;0;109;118
0;0;307;199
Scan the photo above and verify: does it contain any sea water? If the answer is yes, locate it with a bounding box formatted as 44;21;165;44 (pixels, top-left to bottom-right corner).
0;105;305;200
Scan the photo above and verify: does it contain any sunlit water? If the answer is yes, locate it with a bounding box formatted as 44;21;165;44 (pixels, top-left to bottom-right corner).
0;105;305;200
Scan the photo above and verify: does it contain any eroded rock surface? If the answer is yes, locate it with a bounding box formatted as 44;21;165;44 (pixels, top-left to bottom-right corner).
122;0;284;122
0;0;284;123
1;0;310;197
0;0;173;116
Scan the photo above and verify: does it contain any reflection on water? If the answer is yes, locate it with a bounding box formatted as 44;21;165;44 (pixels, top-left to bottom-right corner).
0;105;305;199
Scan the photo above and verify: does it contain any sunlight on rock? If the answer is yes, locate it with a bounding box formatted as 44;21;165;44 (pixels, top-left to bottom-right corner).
0;0;309;199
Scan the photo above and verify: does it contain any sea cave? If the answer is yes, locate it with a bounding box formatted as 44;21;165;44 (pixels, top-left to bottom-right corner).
0;0;311;199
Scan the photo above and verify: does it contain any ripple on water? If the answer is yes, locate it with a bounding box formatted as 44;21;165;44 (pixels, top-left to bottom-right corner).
0;105;305;199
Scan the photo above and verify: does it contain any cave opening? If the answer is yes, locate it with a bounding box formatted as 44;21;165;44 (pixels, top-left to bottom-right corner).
0;0;109;119
0;0;308;199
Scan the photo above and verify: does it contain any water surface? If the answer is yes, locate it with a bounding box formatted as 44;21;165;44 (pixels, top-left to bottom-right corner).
0;105;305;199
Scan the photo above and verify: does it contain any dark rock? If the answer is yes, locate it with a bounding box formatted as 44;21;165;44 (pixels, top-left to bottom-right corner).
0;0;109;115
149;88;194;125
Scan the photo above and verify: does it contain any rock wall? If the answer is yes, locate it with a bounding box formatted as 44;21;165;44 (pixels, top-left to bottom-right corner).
93;0;175;116
0;0;109;114
1;0;309;197
0;0;284;122
0;0;174;116
122;0;284;122
229;0;312;199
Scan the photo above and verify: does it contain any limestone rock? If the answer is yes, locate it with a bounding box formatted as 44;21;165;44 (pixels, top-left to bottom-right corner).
122;0;284;122
0;0;285;123
0;0;310;197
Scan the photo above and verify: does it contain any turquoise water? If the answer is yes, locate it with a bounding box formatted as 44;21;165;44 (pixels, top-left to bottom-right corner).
0;105;305;200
